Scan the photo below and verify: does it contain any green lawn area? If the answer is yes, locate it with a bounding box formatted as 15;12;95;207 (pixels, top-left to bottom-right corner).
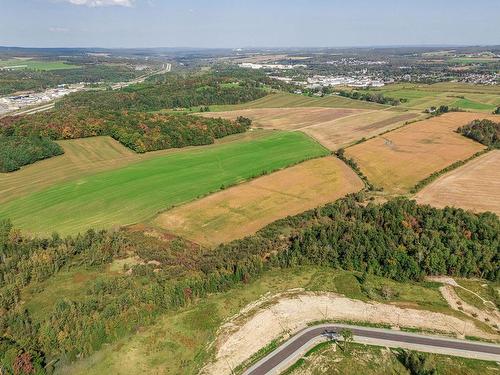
0;131;328;235
452;98;497;111
0;58;80;71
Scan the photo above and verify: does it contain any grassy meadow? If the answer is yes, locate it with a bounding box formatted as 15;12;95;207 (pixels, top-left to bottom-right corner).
366;83;500;112
0;130;328;235
0;58;80;71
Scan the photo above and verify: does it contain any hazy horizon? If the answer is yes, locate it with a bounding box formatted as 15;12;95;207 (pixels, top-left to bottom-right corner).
2;0;499;49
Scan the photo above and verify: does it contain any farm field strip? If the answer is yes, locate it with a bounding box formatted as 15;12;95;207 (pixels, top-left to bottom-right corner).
203;106;424;150
366;83;500;112
345;112;497;193
415;150;500;216
208;92;387;111
152;156;364;246
302;110;424;150
0;131;328;235
0;58;79;70
0;131;274;204
200;107;368;130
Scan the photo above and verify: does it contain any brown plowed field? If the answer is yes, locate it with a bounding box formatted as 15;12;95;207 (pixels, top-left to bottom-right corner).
345;112;497;193
415;150;500;215
152;156;363;246
201;107;366;130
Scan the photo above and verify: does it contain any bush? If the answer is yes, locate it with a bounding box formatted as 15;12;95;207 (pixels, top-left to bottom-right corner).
457;119;500;148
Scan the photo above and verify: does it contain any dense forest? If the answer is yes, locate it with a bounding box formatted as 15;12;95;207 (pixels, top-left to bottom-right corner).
337;89;405;106
457;119;500;148
56;74;267;112
0;111;251;154
0;136;63;172
0;73;265;168
1;196;498;372
0;64;143;95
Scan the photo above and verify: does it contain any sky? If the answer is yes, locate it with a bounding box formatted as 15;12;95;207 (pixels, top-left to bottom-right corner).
1;0;499;48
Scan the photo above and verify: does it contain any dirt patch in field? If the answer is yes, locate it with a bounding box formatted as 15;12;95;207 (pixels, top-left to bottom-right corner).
303;110;423;150
415;150;500;215
153;157;363;246
201;291;498;375
201;107;366;131
345;112;497;193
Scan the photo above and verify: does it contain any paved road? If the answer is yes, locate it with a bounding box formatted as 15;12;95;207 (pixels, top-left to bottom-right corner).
244;324;500;375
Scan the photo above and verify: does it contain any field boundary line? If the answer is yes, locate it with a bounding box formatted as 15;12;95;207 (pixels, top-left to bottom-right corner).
410;148;491;194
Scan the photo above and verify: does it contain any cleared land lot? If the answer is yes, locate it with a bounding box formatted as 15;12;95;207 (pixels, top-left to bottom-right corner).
153;156;363;246
303;110;423;150
415;150;500;215
345;112;496;193
0;131;328;235
203;107;423;150
201;107;367;130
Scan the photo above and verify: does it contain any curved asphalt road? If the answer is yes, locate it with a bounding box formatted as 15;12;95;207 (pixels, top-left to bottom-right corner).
243;324;500;375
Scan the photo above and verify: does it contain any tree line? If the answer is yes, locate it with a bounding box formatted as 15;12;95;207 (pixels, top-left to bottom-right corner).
337;89;405;106
1;196;498;372
0;111;251;154
0;136;63;172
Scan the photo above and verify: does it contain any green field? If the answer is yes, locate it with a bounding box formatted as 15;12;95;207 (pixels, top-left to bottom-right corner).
0;58;80;71
206;92;387;111
450;57;500;64
452;98;497;111
0;131;328;235
361;83;500;112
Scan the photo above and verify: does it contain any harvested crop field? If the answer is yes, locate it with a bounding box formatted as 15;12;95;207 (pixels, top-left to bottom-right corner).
303;110;424;150
200;107;367;130
203;107;424;150
344;112;496;193
153;157;363;246
415;150;500;215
